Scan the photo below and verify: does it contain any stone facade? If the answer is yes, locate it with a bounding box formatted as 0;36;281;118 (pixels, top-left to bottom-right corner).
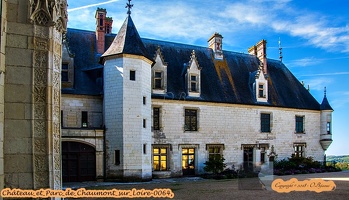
1;0;67;191
151;99;324;177
103;56;153;181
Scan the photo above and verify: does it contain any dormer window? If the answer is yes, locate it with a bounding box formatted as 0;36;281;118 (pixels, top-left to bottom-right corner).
61;36;74;89
154;71;163;89
152;47;167;94
255;64;268;103
258;84;265;98
190;75;198;92
187;50;201;97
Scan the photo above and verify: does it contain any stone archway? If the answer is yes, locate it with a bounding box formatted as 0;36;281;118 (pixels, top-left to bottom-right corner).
62;141;96;182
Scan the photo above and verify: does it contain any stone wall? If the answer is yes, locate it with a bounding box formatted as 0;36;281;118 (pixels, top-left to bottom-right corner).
61;94;103;128
152;99;324;175
1;0;67;190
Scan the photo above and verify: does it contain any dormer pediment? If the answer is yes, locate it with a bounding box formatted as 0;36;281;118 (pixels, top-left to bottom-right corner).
255;64;268;103
151;47;167;94
187;50;201;97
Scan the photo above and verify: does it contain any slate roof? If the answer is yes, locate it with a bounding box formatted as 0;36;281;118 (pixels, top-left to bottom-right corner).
320;95;334;110
64;21;324;110
100;16;153;64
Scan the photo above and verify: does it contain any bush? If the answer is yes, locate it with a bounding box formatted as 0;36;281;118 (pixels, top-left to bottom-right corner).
203;156;226;175
273;155;341;175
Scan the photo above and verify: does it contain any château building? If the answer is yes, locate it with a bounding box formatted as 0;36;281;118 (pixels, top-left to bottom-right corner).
60;7;334;182
0;0;334;188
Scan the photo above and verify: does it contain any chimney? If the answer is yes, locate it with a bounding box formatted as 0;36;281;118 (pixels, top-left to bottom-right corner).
208;32;223;60
95;8;113;54
249;39;267;74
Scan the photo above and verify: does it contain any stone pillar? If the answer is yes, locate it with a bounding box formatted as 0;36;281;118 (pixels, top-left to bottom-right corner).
1;0;67;190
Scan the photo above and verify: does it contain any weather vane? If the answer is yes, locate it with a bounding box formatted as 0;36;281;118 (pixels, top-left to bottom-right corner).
126;0;133;15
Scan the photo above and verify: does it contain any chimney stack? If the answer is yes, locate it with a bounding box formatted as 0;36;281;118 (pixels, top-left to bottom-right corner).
249;39;267;74
208;32;223;60
95;8;113;54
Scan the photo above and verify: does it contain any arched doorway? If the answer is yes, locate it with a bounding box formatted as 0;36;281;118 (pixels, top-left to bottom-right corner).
62;141;96;182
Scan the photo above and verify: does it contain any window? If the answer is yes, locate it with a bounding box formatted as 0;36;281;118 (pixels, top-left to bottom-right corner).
153;107;160;131
260;147;266;164
153;147;168;171
154;72;163;89
295;116;304;133
143;119;146;128
143;144;147;154
261;113;270;132
327;122;331;134
258;84;264;98
190;75;198;92
185;109;197;131
130;70;136;81
81;111;88;128
99;14;103;27
115;150;120;165
61;63;69;82
143;96;146;105
294;144;306;158
207;145;223;160
61;110;64;128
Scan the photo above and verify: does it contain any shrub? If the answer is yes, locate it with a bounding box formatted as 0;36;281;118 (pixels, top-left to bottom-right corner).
203;156;226;175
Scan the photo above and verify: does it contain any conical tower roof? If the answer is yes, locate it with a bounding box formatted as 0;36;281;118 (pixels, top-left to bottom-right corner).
99;15;153;64
320;88;333;111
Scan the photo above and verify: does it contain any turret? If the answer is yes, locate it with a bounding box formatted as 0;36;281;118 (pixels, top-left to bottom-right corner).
319;87;333;151
100;3;154;181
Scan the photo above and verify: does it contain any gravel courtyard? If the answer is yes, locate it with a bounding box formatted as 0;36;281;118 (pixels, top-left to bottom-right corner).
64;171;349;200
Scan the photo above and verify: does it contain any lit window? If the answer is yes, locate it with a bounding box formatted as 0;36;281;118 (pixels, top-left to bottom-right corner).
185;109;197;131
295;116;304;133
261;113;270;132
153;147;168;171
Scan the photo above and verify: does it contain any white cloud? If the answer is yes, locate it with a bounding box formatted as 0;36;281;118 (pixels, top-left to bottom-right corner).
287;57;322;67
301;77;332;91
67;0;120;12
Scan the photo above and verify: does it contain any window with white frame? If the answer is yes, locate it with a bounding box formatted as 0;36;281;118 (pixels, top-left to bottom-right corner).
294;143;306;158
190;74;198;92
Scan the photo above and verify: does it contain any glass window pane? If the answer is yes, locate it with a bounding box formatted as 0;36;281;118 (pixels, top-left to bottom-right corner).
160;148;167;154
182;149;188;154
153;148;159;154
189;148;195;154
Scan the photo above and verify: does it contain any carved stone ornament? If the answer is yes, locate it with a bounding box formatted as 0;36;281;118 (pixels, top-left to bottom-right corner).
30;0;55;26
30;0;68;33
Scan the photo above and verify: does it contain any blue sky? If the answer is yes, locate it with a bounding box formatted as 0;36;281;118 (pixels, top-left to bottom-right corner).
67;0;349;156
